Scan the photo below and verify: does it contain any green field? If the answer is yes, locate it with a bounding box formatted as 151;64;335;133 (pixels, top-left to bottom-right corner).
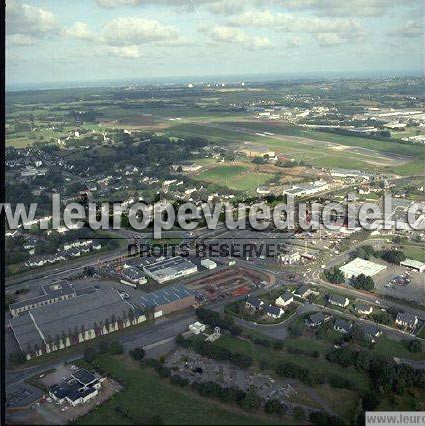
193;164;271;192
399;245;425;263
166;121;424;176
373;337;425;361
78;355;287;425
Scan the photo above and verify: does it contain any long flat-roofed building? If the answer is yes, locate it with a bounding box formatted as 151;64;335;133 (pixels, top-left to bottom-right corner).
9;281;76;317
9;289;145;360
339;257;387;279
141;256;198;283
138;284;195;317
400;259;425;273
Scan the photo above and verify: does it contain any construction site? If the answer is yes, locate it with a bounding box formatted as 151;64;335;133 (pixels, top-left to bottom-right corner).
183;265;274;304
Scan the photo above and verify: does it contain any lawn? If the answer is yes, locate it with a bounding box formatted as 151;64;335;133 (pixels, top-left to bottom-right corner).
399;245;425;262
78;354;287;425
372;337;425;361
193;164;271;192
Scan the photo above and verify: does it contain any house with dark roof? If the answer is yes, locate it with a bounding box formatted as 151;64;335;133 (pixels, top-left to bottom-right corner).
328;294;349;308
293;285;312;299
305;312;325;327
360;324;382;342
355;303;373;315
275;291;294;307
245;296;264;311
334;318;352;334
264;305;284;319
395;312;418;329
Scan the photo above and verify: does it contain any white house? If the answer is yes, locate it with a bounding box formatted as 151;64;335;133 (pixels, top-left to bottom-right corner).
275;291;294;307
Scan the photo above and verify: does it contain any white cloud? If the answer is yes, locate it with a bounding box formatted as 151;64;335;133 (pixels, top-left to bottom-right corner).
7;34;37;46
282;0;416;18
230;10;366;35
101;17;184;46
6;0;59;38
313;33;345;47
96;0;144;7
102;45;143;59
64;22;94;41
388;20;422;38
287;37;302;48
202;25;272;50
95;0;215;8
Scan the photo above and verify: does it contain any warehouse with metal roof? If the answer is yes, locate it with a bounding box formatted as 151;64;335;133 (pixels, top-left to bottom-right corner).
138;284;195;317
339;257;387;279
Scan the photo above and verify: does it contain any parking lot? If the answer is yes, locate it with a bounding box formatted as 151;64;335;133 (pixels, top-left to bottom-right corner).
373;263;424;304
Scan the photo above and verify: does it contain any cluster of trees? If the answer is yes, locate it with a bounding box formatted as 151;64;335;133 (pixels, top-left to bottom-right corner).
326;347;425;398
195;308;242;336
350;273;375;291
129;347;146;361
83;340;123;362
381;249;406;264
179;336;253;369
352;245;407;265
371;310;395;326
324;267;344;284
352;245;376;260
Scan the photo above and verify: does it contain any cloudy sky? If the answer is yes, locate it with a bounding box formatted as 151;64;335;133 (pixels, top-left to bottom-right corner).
6;0;424;87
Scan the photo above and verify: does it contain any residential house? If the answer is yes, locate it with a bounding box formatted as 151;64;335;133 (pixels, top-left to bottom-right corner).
245;296;264;311
328;295;350;308
305;312;325;327
264;305;284;319
334;319;353;334
395;312;418;329
275;291;294;307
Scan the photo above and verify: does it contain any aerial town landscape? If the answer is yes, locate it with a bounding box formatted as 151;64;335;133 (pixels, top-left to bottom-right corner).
3;0;425;425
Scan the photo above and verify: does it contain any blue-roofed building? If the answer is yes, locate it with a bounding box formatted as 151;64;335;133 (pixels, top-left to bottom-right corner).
138;284;195;317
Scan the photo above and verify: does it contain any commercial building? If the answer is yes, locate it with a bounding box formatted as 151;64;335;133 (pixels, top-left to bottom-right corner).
283;181;329;198
201;258;217;270
121;266;147;286
400;259;425;273
279;252;300;265
339;257;387;279
330;169;372;180
49;369;102;407
141;256;198;284
9;289;145;360
9;281;76;317
189;322;206;335
138;284;195;318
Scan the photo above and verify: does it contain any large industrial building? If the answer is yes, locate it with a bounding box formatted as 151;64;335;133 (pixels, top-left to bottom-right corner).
9;289;145;360
9;281;76;317
140;256;198;283
138;284;195;317
339;257;387;279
